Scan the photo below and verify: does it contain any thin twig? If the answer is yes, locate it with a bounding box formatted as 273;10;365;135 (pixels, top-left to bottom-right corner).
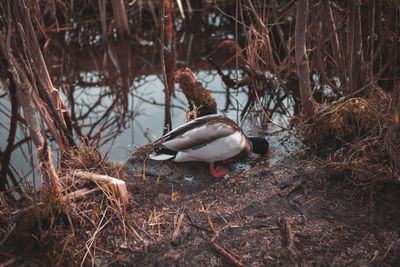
211;241;244;267
281;217;295;253
0;223;15;247
80;206;110;267
383;238;396;259
185;209;213;234
172;203;186;241
279;179;304;197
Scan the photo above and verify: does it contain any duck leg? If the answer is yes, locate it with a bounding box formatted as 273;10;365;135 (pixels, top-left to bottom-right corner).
209;163;229;178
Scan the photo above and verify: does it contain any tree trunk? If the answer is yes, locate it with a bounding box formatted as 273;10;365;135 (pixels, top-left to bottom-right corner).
0;43;60;198
347;0;366;94
112;0;131;112
295;0;316;118
321;0;345;89
161;0;175;133
15;1;76;150
0;0;63;197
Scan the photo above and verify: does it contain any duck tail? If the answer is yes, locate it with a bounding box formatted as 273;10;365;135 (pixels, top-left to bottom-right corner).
149;153;175;160
149;147;177;161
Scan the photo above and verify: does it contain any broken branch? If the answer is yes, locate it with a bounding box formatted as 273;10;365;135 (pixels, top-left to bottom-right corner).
71;170;129;205
211;241;244;267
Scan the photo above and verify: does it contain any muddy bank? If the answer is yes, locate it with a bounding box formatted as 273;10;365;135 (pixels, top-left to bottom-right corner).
116;147;400;266
2;144;400;266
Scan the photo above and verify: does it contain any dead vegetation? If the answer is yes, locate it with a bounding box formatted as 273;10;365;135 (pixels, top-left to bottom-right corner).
0;143;130;266
301;86;399;185
232;0;400;187
174;67;218;119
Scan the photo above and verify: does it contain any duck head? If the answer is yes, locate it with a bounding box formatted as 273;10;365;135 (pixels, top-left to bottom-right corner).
249;137;269;155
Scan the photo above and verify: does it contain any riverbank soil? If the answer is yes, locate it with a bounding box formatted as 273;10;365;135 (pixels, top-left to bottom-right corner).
1;145;399;266
120;148;400;266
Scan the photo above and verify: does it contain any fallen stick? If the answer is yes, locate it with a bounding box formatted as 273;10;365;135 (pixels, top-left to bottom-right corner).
11;173;125;217
71;170;129;205
106;253;126;265
12;187;102;216
185;210;213;234
211;241;244;267
62;187;100;202
172;203;186;241
279;179;304;198
127;223;144;242
281;217;295;252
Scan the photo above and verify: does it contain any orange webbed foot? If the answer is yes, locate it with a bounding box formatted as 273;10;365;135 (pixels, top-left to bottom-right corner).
209;163;229;178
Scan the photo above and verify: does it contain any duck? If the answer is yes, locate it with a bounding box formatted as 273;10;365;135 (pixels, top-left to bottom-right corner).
149;114;270;178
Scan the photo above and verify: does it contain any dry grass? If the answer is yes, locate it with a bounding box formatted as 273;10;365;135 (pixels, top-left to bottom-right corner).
301;88;399;185
0;142;134;265
60;139;124;177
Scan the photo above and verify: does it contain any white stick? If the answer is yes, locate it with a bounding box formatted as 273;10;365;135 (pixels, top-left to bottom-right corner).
72;171;129;205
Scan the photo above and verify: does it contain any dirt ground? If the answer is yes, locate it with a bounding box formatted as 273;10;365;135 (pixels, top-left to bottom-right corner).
112;144;400;266
2;142;400;266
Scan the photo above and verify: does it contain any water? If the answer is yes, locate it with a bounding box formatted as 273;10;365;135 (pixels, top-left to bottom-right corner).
0;90;40;185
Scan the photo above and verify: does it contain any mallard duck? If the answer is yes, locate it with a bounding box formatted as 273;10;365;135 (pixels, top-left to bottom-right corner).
149;114;270;178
